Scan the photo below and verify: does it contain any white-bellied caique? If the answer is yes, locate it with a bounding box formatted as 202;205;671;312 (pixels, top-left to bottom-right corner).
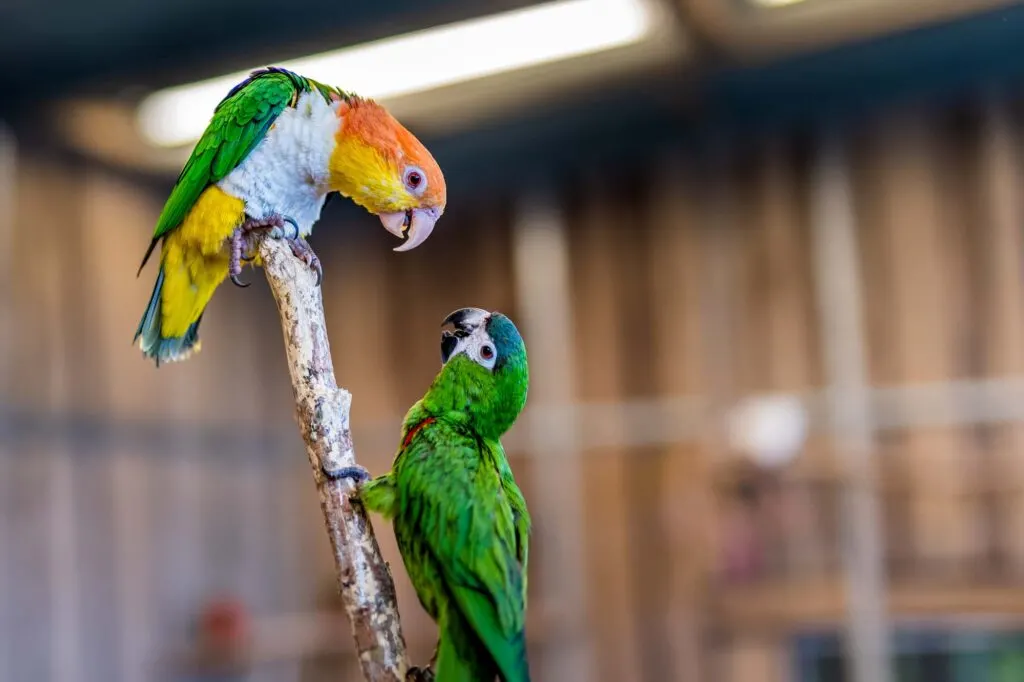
134;66;446;365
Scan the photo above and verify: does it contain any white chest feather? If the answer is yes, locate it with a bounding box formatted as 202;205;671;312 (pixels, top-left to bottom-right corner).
217;90;341;238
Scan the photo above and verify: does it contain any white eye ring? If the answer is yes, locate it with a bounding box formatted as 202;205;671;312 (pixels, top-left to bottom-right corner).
472;340;497;371
403;166;427;196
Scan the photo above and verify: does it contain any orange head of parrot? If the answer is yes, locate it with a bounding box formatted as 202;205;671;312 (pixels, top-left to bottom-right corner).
329;97;446;252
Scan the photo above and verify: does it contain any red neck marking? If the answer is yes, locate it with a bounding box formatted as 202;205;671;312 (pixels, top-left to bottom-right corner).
403;417;436;448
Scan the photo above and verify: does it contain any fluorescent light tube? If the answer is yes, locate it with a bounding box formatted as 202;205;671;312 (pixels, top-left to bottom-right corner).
137;0;655;148
749;0;809;6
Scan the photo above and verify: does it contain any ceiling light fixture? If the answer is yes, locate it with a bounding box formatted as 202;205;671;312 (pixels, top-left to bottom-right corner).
137;0;655;148
749;0;810;7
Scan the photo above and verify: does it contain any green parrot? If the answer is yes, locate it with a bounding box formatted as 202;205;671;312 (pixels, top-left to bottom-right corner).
134;66;446;365
338;307;532;682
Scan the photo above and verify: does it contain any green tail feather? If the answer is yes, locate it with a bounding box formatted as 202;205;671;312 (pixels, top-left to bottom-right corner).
435;619;529;682
487;628;529;682
446;585;530;682
434;628;494;682
133;268;203;367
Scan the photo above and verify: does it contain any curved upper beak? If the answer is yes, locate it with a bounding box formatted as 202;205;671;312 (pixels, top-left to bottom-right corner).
442;307;490;334
379;206;442;253
439;307;491;365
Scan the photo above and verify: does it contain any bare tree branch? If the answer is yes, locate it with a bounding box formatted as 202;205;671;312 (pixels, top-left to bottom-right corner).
259;237;411;681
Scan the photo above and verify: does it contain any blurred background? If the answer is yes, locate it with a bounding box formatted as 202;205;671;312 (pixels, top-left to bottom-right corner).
4;0;1024;680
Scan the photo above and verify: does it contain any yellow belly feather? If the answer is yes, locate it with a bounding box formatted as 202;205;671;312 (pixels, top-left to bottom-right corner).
159;186;245;338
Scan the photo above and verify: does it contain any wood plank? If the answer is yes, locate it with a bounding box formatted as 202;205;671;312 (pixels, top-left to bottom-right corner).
6;451;55;681
569;176;643;682
0;123;16;682
811;131;891;682
645;155;713;682
512;189;595;682
111;454;150;682
10;157;85;682
725;635;785;682
869;112;982;578
756;139;830;580
715;580;1024;630
976;98;1024;577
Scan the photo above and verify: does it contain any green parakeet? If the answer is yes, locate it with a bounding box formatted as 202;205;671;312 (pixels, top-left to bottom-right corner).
339;307;531;682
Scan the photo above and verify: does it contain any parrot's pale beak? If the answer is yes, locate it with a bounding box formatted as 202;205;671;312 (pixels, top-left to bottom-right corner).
379;207;441;253
442;307;491;334
440;307;491;364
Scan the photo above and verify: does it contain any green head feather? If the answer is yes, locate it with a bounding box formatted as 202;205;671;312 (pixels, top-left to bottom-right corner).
421;308;529;440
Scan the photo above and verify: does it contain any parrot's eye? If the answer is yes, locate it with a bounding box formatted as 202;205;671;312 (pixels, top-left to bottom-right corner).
474;342;498;371
403;166;427;195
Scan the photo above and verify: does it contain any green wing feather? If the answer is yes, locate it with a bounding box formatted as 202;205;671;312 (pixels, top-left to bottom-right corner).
500;458;531;607
397;426;531;682
136;67;340;275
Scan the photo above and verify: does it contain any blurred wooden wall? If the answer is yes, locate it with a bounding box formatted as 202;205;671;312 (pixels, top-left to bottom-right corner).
4;93;1024;682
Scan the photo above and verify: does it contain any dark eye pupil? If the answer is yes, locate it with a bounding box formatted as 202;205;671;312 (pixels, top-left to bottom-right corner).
408;172;421;187
481;345;494;359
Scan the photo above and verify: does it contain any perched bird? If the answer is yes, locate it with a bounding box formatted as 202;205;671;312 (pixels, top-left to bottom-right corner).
339;308;531;682
134;66;446;365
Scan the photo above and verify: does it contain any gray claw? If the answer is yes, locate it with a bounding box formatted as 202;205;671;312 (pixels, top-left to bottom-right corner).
269;217;300;240
284;217;299;239
406;667;435;682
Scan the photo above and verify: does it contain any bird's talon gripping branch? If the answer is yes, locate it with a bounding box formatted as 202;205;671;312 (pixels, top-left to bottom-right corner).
238;214;298;239
229;227;251;288
287;236;323;286
406;666;435;682
228;214;302;288
327;465;371;484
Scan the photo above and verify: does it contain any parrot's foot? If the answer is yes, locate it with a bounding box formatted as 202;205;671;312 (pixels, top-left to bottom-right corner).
287;236;323;286
241;214;299;241
226;214;300;287
228;227;251;288
403;643;436;681
406;666;435;682
326;465;371;484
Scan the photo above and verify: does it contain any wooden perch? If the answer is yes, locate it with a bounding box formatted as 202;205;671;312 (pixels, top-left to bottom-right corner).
259;237;412;682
